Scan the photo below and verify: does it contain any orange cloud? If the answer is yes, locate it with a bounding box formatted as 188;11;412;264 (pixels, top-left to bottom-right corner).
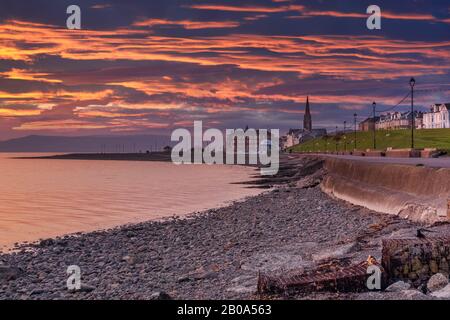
289;9;448;23
187;4;304;13
0;108;42;116
91;4;112;10
1;19;448;81
0;68;62;83
133;18;240;29
13;119;109;130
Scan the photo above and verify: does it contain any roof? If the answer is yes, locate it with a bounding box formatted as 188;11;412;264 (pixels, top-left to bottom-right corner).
361;117;380;123
431;103;450;110
287;128;305;135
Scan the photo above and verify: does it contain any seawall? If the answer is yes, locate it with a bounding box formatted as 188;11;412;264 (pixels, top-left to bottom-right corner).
320;157;450;224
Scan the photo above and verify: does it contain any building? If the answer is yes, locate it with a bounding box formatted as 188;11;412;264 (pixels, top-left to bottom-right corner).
284;97;327;148
376;111;423;130
280;135;289;150
415;112;424;129
423;103;450;129
359;117;379;132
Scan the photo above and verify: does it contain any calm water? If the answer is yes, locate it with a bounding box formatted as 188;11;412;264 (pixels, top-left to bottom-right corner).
0;154;261;250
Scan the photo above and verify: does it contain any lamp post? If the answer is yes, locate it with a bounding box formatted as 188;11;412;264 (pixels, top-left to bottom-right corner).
372;102;377;150
353;113;357;150
410;77;416;149
335;125;338;153
343;121;347;152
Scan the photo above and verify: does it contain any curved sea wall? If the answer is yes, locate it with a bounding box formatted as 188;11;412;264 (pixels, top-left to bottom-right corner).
321;157;450;224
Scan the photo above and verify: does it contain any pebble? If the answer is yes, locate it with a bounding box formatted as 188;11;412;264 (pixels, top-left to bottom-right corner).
149;291;172;300
385;281;411;292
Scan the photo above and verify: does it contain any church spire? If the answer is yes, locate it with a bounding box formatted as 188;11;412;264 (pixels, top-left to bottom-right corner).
303;96;312;131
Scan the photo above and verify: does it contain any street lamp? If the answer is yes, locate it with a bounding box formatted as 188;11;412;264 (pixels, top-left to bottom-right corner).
343;121;347;152
353;113;357;150
410;77;416;149
335;125;338;153
372;102;377;150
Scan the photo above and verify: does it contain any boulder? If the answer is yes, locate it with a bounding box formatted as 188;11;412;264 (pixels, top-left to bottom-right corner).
427;273;449;292
431;284;450;299
385;281;411;292
150;291;172;300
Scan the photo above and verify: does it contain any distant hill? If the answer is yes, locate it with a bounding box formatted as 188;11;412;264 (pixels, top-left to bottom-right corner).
0;135;170;153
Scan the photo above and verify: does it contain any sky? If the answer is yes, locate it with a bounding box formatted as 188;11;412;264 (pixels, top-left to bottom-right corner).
0;0;449;139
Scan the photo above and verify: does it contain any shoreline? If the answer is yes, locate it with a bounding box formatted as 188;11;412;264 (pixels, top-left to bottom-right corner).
0;189;265;254
0;160;264;252
0;153;309;251
13;152;173;162
1;156;449;300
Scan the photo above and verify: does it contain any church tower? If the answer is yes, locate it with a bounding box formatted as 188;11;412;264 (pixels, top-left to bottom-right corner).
303;96;312;132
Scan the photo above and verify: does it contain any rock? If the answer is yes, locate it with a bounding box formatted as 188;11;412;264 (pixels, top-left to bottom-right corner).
68;284;95;293
311;242;357;262
39;239;55;247
177;275;190;283
149;291;172;300
385;281;411;292
227;275;256;294
122;255;136;265
30;289;47;295
401;289;429;300
431;284;450;299
0;265;22;281
226;285;255;294
241;243;315;273
195;270;219;280
80;284;95;293
109;283;120;289
177;270;218;282
427;273;448;292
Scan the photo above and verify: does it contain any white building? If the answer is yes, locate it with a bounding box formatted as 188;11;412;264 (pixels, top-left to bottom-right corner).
423;103;450;129
376;111;423;130
284;128;327;148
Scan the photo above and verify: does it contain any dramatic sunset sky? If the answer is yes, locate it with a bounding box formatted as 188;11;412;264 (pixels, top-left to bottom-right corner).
0;0;449;139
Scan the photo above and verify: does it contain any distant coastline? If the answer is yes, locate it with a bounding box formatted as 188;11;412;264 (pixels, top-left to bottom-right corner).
14;152;173;162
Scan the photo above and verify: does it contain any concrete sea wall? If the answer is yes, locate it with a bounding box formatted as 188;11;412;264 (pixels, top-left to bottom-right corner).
321;157;450;224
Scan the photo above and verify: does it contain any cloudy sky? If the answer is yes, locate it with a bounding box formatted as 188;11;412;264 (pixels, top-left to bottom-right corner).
0;0;449;139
